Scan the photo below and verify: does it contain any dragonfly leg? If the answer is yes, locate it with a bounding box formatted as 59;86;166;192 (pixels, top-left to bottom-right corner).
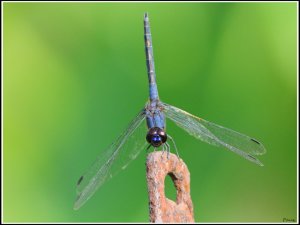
165;141;170;159
146;144;152;151
168;134;180;159
161;144;166;156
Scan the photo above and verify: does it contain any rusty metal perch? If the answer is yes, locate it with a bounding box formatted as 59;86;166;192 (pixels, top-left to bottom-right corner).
146;151;194;223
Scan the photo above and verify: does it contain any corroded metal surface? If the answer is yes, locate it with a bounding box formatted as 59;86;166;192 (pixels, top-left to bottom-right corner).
146;152;194;223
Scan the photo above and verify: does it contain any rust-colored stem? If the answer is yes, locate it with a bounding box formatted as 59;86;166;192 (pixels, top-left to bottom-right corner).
146;151;194;223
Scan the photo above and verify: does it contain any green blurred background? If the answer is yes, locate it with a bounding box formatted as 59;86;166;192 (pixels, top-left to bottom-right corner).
4;2;297;223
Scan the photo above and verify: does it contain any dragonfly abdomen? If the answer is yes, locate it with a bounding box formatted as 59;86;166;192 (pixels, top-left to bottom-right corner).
144;13;159;102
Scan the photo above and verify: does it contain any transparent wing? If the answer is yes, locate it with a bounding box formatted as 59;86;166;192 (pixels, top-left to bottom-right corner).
74;109;147;210
162;102;266;166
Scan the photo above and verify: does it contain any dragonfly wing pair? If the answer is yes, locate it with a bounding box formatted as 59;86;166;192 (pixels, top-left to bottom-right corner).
74;109;147;210
162;102;266;166
74;102;266;210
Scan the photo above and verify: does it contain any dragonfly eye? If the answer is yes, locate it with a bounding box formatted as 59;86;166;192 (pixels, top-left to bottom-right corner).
146;127;167;147
151;134;162;146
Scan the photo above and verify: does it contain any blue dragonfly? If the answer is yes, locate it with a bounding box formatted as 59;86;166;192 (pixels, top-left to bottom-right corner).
74;13;266;210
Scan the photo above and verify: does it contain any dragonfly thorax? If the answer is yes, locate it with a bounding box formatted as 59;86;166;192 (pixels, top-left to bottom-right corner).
146;127;167;147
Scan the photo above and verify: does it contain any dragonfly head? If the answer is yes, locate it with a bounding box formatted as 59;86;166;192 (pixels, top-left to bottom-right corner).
146;127;167;147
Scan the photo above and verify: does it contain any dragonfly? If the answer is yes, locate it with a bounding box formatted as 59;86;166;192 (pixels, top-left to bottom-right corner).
74;13;266;210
